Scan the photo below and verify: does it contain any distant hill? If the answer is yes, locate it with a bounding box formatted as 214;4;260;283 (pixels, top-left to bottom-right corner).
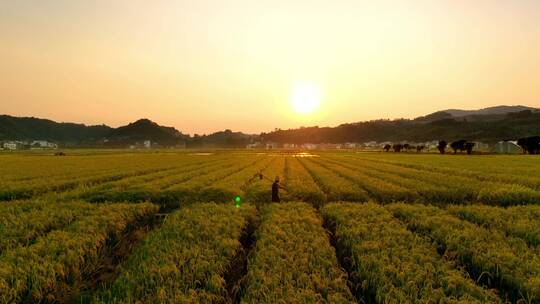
443;105;539;117
0;115;112;143
262;106;540;144
105;119;189;147
2;105;540;147
415;105;540;123
0;115;255;148
190;129;254;148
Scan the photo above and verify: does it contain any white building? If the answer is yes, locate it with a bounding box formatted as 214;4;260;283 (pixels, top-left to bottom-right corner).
318;143;342;149
301;143;318;150
143;140;151;149
265;142;278;150
473;142;489;152
283;143;298;149
246;142;263;149
31;140;58;149
3;142;18;150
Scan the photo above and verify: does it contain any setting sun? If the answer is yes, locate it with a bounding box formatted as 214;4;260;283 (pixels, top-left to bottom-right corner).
291;83;322;115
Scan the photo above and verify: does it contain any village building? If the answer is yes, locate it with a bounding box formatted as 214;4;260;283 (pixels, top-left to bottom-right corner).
246;142;263;149
490;140;522;154
3;141;19;150
283;143;298;149
301;143;318;150
343;142;359;149
265;142;278;150
31;140;58;149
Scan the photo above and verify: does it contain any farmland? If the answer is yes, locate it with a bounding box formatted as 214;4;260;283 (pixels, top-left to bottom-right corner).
1;150;540;303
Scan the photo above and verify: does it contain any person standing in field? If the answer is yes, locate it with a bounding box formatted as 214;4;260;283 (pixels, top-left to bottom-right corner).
272;176;281;202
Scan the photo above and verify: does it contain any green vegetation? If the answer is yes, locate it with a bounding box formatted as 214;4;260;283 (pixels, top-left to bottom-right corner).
298;157;368;202
0;202;158;303
95;203;256;303
283;157;326;207
1;150;540;303
240;202;354;303
447;204;540;246
388;203;540;303
322;202;500;303
0;200;95;253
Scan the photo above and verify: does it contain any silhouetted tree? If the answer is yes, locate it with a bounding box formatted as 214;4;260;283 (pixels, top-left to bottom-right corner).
393;144;403;152
517;136;540;154
450;140;468;154
465;142;475;155
383;144;391;152
416;145;425;152
437;141;447;154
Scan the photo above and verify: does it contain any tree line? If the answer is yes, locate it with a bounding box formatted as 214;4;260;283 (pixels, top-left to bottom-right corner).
384;136;540;155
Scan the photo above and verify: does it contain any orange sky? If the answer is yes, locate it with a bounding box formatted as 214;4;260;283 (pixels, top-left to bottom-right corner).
1;0;539;134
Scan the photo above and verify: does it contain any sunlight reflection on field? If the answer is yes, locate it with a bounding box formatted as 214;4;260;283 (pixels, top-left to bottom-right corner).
293;152;319;157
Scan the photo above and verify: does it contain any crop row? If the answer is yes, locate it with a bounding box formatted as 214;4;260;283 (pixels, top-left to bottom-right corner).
298;158;368;202
0;152;203;183
0;200;96;253
343;155;537;204
240;202;354;303
0;202;158;303
0;167;173;201
197;155;276;204
447;204;540;247
308;157;415;203
388;203;540;303
320;156;470;203
94;203;256;303
321;154;540;205
322;202;499;303
283;157;326;207
77;155;265;208
75;155;236;203
0;153;214;201
354;153;540;189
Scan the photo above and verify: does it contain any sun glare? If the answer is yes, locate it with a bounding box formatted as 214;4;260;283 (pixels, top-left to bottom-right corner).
291;83;321;115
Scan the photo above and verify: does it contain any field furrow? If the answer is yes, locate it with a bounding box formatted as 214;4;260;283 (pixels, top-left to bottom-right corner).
240;202;354;303
76;156;233;204
94;203;257;303
447;204;540;247
0;202;158;304
336;155;540;205
388;203;540;303
355;155;540;190
0;200;97;253
310;157;417;202
283;156;326;207
298;158;369;202
322;202;500;303
200;155;276;204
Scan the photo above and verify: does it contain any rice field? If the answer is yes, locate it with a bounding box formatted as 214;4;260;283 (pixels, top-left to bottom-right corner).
1;150;539;303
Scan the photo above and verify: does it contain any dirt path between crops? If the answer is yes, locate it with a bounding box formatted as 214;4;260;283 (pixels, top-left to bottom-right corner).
321;216;363;303
225;215;259;304
66;216;162;303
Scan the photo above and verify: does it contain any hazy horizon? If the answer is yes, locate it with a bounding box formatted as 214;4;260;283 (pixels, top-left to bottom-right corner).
2;1;540;134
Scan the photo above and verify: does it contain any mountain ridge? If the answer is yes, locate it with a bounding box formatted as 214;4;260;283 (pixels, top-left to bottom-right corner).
442;105;539;117
1;105;539;146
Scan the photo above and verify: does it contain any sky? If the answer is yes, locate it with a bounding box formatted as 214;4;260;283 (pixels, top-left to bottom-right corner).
1;0;540;134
